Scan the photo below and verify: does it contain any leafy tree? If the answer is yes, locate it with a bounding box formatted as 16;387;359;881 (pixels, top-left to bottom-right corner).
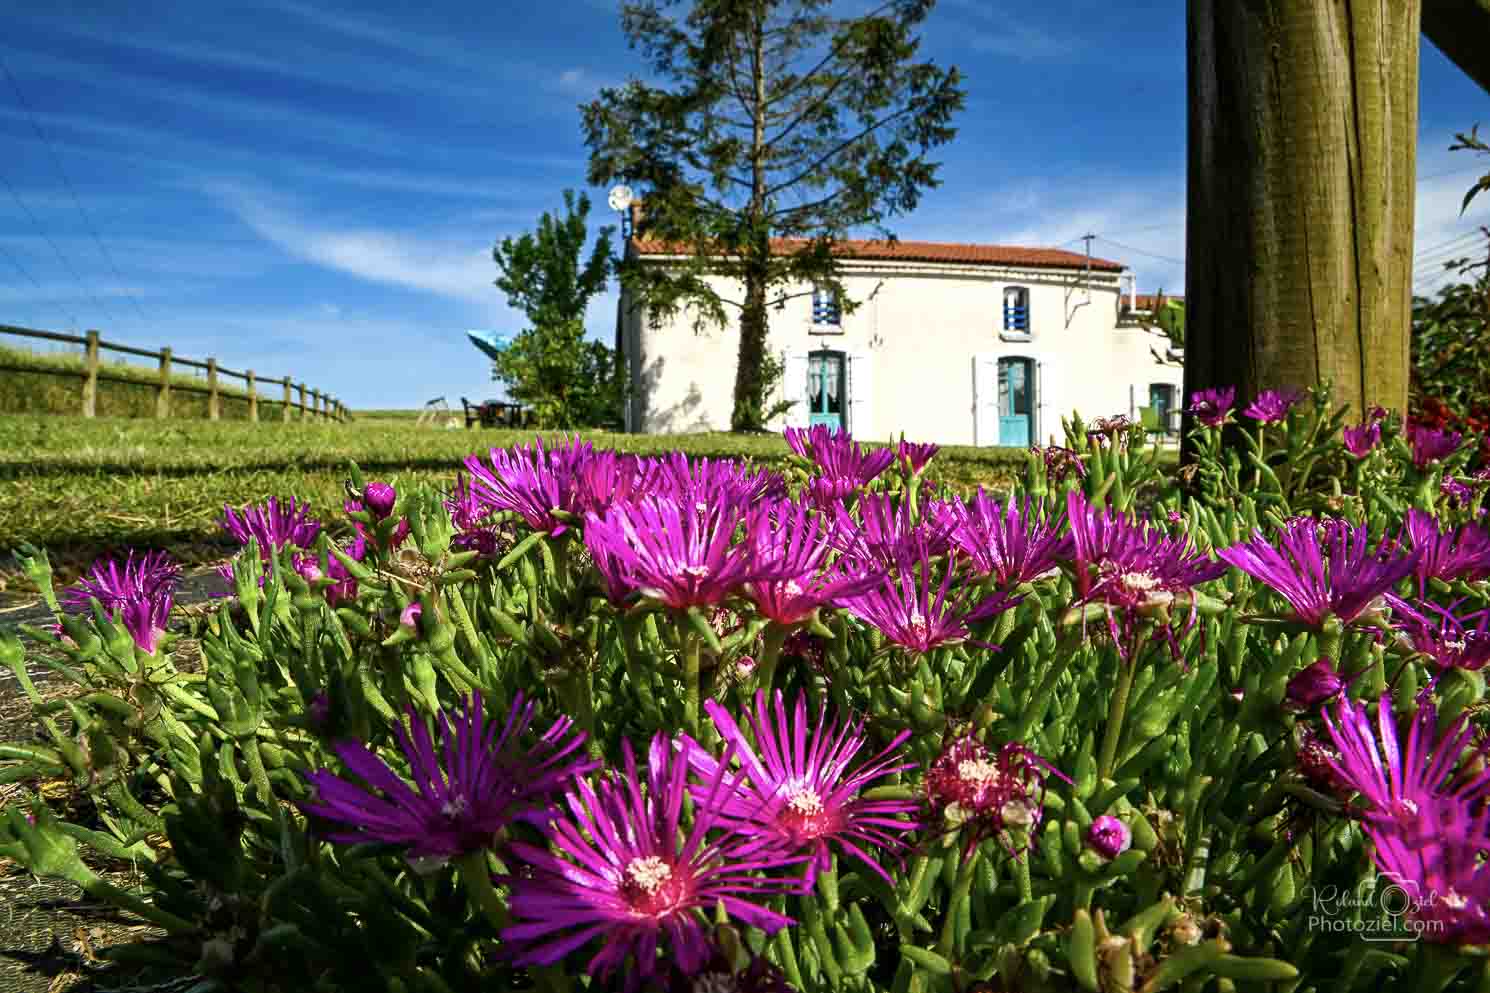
490;190;622;429
581;0;965;432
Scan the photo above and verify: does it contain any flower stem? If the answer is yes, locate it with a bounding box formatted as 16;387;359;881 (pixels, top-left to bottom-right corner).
753;622;790;694
455;849;509;933
683;629;703;740
936;847;981;958
1098;657;1139;780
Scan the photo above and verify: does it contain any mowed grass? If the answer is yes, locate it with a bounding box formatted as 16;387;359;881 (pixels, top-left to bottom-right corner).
0;412;1033;587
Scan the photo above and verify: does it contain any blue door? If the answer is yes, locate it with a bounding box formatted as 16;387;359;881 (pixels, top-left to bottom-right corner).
808;351;845;429
998;357;1033;447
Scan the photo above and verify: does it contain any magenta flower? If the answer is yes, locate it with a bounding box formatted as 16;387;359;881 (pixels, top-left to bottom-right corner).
1343;421;1382;458
583;495;785;610
1402;509;1490;594
898;439;940;475
783;425;896;486
220;497;321;556
399;602;422;631
924;734;1068;856
831;492;958;566
1409;424;1464;470
1218;517;1419;628
1399;600;1490;677
741;500;878;625
1243;388;1303;423
947;490;1073;589
1443;477;1474;506
60;550;179;617
300;692;594;864
1365;805;1490;945
1031;444;1088;482
1284;658;1349;711
1295;724;1345;793
502;734;801;988
646;452;786;512
464;435;594;536
1088;816;1132;860
836;541;1022;654
681;691;920;885
117;588;173;654
572;450;653;518
292;537;365;607
1321;695;1490;833
360;482;397;520
1187;387;1236;428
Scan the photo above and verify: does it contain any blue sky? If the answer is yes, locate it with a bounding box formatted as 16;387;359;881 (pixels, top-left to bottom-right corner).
2;1;1487;411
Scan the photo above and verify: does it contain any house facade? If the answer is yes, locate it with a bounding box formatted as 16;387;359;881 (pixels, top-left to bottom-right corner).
619;235;1183;447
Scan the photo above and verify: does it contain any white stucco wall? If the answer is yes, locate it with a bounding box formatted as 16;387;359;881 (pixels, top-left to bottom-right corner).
622;257;1185;447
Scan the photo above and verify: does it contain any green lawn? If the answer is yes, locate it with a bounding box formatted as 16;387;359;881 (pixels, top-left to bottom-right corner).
0;413;1033;586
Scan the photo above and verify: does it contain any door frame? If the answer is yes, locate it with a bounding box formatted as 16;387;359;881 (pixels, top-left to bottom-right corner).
807;348;847;430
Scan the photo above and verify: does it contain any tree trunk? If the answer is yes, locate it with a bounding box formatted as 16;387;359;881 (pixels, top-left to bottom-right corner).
734;262;770;432
732;0;770;434
1183;0;1419;460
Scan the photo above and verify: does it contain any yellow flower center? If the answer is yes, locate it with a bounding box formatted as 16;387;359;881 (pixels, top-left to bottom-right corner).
624;856;673;895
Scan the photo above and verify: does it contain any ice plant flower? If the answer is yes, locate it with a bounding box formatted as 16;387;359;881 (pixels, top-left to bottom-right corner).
1243;388;1302;423
681;691;920;885
836;541;1022;654
924;734;1068;856
583;494;786;610
1343;421;1382;458
646;451;786;512
1088;816;1132;860
220;497;321;559
571;450;653;518
1398;600;1490;678
1187;386;1236;428
445;472;503;557
1363;805;1490;945
1443;476;1474;506
1030;444;1088;483
741;499;878;625
502;734;801;988
1409;424;1464;470
1218;517;1419;629
832;492;957;566
60;550;180;617
1402;508;1490;594
948;490;1073;589
299;692;594;864
360;482;397;520
463;435;594;536
1284;658;1349;711
897;439;940;475
783;425;896;486
1321;695;1490;835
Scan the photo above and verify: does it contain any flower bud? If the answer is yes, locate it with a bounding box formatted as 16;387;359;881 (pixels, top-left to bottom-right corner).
307;692;331;731
362;482;397;520
400;602;422;631
1088;815;1132;860
1285;658;1346;711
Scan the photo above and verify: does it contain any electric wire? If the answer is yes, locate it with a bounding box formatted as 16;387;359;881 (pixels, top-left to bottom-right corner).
0;236;80;329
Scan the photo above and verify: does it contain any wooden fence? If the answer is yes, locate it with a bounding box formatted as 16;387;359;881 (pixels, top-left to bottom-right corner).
0;323;347;423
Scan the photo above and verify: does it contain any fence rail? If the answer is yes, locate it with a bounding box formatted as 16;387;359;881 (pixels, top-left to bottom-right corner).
0;323;347;423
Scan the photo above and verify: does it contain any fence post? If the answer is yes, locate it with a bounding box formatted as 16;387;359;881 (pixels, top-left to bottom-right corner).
297;383;306;420
247;370;258;422
207;358;220;421
282;377;292;422
82;330;100;418
156;347;172;419
310;388;321;422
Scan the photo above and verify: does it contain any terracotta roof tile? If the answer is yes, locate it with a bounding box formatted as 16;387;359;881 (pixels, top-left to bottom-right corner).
1126;293;1185;311
630;236;1126;272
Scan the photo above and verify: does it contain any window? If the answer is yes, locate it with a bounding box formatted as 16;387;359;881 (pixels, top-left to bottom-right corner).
1002;287;1030;338
812;284;841;326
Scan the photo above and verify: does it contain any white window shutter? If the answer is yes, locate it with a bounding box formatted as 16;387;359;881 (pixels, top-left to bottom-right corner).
848;350;873;440
1035;359;1045;445
782;351;810;428
973;353;997;446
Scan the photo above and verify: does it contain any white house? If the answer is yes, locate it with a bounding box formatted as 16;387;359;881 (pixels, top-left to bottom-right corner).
618;228;1182;447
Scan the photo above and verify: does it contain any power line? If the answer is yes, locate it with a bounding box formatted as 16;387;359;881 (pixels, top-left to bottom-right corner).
1414;229;1484;261
1;55;150;330
1093;236;1185;267
0;237;80;329
0;165;114;330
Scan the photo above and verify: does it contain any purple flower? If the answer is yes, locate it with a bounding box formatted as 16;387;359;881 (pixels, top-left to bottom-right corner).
293;538;365;607
572;450;653;518
1088;816;1132;860
681;691;920;885
947;490;1073;589
59;550;179;617
583;495;785;610
1031;444;1087;482
361;482;397;520
1243;388;1303;424
300;692;594;864
924;735;1068;856
1343;421;1382;458
1402;508;1490;593
1399;600;1490;677
307;692;332;732
1295;724;1345;793
117;590;173;654
898;439;940;475
1369;405;1390;423
831;492;957;566
741;499;879;626
1444;476;1474;506
220;498;321;556
646;452;787;512
464;436;594;536
399;602;422;631
1321;695;1490;833
836;541;1022;654
1285;658;1349;711
1218;517;1419;629
1364;805;1490;945
502;734;801;988
783;425;896;486
1409;424;1464;470
1188;387;1236;428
